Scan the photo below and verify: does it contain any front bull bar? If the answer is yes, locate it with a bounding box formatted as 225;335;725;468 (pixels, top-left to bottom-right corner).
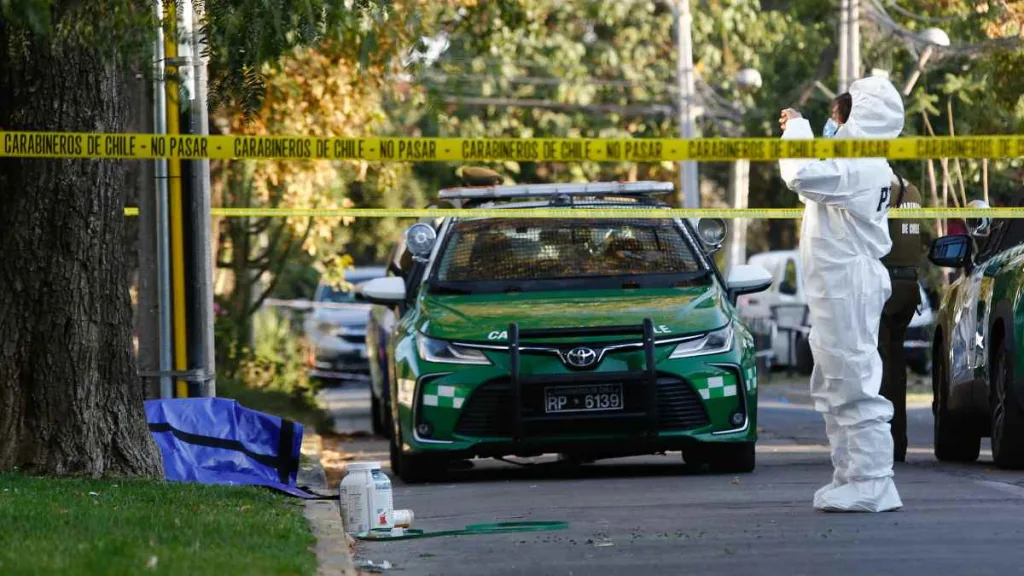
507;319;659;441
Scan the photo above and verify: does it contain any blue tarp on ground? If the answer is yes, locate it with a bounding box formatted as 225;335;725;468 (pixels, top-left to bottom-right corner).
145;398;321;498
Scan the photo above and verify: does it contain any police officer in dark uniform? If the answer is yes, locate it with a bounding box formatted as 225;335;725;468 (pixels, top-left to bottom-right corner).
878;173;926;462
828;94;926;462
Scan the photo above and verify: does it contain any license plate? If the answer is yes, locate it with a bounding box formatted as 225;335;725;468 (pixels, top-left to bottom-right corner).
545;384;623;414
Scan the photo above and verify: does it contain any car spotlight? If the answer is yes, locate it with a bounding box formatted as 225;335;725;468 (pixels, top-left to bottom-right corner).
696;218;727;251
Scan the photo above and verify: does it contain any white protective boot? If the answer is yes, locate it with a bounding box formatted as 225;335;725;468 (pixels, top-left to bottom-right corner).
813;413;849;505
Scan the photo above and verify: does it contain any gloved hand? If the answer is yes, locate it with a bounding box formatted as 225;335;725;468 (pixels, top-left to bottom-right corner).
779;108;802;132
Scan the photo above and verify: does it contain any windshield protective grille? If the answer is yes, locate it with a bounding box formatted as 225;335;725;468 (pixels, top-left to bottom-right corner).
435;218;701;283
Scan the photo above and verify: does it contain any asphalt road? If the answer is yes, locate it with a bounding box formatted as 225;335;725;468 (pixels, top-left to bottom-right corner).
335;384;1024;576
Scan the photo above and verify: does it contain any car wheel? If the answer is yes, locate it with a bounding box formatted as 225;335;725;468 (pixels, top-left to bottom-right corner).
683;442;756;474
388;423;446;484
933;339;981;463
990;335;1024;469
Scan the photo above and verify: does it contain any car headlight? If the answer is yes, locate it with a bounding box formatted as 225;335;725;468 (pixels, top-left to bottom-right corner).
416;334;491;366
669;325;734;359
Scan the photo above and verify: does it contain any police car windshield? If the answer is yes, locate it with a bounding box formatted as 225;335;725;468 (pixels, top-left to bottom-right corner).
430;218;707;294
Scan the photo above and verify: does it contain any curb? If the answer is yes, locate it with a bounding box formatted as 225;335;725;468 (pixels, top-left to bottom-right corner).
299;434;358;576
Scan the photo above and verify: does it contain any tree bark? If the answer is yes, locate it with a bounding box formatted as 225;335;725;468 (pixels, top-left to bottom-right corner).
0;14;163;477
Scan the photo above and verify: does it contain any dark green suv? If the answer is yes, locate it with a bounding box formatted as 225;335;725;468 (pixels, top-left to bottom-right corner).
359;181;773;482
929;214;1024;469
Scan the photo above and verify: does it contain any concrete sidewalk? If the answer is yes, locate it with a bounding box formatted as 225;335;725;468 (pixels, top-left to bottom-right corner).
760;372;933;408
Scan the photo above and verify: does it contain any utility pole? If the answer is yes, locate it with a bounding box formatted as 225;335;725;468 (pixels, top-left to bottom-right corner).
177;0;217;397
724;159;750;273
838;0;850;93
838;0;861;93
675;0;699;209
153;0;174;399
849;0;861;87
188;0;217;397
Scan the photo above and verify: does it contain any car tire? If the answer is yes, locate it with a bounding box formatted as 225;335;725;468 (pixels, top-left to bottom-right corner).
683;442;756;474
990;334;1024;469
933;339;981;463
388;424;446;484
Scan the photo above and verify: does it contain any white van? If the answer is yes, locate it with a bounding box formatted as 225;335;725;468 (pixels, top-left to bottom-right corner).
736;251;811;372
736;250;933;375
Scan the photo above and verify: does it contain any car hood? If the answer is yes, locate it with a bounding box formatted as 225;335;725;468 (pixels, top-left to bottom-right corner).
310;304;371;326
417;286;730;343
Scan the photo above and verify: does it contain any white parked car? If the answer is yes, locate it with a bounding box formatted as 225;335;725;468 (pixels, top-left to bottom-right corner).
736;250;933;375
304;266;386;384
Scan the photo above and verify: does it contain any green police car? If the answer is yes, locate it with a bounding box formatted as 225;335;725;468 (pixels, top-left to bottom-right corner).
928;210;1024;469
358;179;773;483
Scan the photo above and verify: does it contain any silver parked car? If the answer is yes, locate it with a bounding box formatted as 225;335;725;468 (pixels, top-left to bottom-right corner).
304;266;386;384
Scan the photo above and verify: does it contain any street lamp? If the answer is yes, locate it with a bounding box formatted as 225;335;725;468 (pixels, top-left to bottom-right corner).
902;27;950;96
723;68;761;273
735;68;762;92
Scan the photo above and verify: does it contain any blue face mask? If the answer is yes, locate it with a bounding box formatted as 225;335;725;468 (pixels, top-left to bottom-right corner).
822;118;840;138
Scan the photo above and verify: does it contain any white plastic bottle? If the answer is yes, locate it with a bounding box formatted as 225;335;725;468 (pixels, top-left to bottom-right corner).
339;462;393;534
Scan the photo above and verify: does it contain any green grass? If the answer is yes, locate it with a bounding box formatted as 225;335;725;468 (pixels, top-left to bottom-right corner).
0;473;316;576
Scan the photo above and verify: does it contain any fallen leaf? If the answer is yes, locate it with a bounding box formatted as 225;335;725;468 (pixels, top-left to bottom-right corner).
240;505;251;511
731;477;740;485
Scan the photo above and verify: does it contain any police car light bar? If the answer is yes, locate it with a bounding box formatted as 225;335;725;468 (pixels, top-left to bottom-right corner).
438;181;675;200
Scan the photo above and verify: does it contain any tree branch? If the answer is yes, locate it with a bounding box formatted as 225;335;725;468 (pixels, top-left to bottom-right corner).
247;219;289;268
796;44;838;107
244;216;315;316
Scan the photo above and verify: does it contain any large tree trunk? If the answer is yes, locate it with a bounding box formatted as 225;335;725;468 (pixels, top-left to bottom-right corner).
0;13;163;476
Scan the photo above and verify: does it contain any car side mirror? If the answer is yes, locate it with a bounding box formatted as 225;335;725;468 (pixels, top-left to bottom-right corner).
357;277;407;305
928;235;972;269
727;265;773;303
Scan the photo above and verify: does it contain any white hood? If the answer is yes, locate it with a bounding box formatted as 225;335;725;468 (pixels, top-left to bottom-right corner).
837;76;905;140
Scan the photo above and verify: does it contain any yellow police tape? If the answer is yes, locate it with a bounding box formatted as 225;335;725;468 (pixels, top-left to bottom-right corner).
4;131;1024;162
121;207;1024;219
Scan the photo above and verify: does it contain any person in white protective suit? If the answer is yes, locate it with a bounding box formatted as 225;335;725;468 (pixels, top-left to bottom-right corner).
778;76;905;513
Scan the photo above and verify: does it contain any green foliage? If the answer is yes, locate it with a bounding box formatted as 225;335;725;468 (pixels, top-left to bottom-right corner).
407;0;833;252
222;307;314;397
1;0;154;65
215;305;330;430
0;472;316;575
886;0;1024;206
0;0;52;34
204;0;462;117
403;0;1019;253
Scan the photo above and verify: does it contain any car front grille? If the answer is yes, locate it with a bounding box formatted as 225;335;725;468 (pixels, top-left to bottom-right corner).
452;382;516;438
655;378;711;430
453;376;710;438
